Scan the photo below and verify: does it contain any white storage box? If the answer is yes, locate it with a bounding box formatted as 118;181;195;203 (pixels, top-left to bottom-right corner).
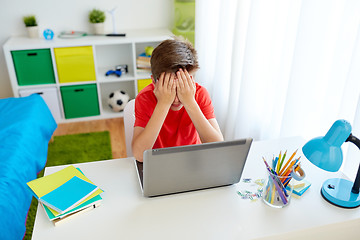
19;87;62;121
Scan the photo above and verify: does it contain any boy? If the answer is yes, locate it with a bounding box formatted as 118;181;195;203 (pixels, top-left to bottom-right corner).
132;37;224;162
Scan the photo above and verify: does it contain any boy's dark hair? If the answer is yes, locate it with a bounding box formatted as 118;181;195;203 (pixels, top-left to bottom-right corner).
150;36;199;81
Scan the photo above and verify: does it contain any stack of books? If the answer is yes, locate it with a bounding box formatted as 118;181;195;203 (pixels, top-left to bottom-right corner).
136;52;151;72
27;165;103;226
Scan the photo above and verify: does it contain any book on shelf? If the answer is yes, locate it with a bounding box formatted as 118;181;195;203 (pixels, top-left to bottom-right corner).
136;58;151;66
136;61;150;69
27;165;103;225
136;52;151;69
137;55;150;63
136;65;151;70
138;52;151;59
137;57;151;63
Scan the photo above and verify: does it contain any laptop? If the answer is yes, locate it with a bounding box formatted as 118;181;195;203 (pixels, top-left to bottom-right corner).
134;138;253;197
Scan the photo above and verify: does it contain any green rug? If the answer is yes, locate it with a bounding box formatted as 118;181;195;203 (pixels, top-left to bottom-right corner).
24;131;112;240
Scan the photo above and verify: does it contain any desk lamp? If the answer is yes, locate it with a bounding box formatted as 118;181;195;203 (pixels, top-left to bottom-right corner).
302;119;360;208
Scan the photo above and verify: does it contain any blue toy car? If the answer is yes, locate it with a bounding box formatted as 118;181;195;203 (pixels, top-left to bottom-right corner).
105;70;122;77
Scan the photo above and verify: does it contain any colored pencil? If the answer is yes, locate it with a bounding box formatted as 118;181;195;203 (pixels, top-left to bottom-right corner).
276;151;282;172
279;149;298;175
262;158;288;204
262;149;303;205
278;150;287;172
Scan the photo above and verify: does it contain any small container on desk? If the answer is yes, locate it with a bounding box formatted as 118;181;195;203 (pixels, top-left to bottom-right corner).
261;150;302;208
262;170;293;208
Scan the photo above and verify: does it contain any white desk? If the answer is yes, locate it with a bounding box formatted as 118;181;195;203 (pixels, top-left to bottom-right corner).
31;137;360;240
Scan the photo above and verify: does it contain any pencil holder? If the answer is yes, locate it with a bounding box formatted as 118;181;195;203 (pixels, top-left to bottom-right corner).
262;170;293;208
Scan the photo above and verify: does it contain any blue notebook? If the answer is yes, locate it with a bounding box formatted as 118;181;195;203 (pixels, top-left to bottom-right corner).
40;176;99;214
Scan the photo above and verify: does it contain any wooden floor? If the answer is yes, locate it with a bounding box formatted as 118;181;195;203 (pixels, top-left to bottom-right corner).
52;118;127;159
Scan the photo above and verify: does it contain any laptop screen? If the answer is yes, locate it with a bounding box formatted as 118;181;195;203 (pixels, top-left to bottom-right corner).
135;138;253;197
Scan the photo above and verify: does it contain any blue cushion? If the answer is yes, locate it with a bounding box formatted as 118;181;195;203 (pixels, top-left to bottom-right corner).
0;94;57;240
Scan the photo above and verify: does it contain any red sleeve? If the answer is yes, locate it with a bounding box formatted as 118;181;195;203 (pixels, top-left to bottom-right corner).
195;84;215;119
134;84;156;128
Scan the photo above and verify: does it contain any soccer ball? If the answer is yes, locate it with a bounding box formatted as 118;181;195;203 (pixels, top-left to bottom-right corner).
108;90;130;112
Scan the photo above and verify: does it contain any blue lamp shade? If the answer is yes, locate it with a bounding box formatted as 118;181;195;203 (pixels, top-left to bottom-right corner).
302;120;352;172
302;119;360;208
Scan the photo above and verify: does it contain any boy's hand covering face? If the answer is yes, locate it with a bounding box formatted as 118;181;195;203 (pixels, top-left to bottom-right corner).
175;68;196;106
153;72;176;106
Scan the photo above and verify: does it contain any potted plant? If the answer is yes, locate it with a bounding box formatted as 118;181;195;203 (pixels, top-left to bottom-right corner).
89;9;106;35
23;15;39;38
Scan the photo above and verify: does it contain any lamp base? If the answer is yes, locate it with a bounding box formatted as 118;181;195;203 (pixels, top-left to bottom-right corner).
321;178;360;208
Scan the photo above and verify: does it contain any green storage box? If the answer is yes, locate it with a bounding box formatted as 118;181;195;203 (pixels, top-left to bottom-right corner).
60;84;100;119
11;49;55;86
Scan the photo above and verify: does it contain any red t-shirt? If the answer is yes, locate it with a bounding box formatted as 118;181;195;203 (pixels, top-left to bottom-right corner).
134;82;215;149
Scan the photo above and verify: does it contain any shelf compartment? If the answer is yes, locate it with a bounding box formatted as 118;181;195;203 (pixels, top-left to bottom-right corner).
54;46;96;83
135;41;161;57
11;49;55;86
19;87;62;121
99;81;135;117
95;44;134;77
60;84;100;119
97;66;135;83
137;78;152;93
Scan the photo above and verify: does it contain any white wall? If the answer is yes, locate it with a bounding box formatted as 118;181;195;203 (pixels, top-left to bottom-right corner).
0;0;173;98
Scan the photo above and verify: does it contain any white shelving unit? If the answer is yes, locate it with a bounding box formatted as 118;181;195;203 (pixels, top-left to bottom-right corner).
3;28;172;122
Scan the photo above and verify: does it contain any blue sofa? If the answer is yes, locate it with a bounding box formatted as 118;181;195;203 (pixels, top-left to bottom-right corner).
0;94;57;240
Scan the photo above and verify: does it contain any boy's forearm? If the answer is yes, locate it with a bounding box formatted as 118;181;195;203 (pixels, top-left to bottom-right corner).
132;102;170;161
184;100;224;143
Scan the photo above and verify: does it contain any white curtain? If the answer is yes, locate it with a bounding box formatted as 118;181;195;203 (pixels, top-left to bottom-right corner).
195;0;360;178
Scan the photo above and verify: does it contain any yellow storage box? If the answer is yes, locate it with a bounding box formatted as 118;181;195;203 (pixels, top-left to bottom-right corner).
54;46;96;83
137;79;152;93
